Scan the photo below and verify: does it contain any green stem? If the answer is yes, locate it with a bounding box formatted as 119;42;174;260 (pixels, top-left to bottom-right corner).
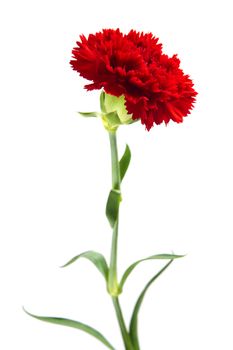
112;297;134;350
109;130;121;190
108;130;134;350
108;130;121;295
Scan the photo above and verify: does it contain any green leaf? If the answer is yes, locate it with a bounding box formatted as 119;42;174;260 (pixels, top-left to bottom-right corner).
23;308;116;350
78;112;98;118
129;260;173;350
106;189;121;228
119;253;184;290
119;144;131;182
61;250;109;281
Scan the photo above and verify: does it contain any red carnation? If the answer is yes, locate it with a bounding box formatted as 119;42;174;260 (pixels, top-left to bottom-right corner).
70;29;197;131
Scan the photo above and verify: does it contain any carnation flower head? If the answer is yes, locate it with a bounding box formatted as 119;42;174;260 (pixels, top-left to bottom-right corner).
70;28;197;131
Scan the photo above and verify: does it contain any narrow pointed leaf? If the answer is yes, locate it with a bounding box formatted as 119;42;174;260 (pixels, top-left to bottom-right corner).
119;144;131;182
129;260;173;350
119;253;184;290
23;308;115;350
78;112;98;118
61;250;109;281
106;189;121;228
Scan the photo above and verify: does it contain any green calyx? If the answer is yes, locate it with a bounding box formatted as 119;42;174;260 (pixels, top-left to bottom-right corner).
100;91;136;131
102;92;132;123
77;91;137;132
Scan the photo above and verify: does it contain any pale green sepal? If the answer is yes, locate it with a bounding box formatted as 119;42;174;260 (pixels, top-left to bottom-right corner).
106;189;121;228
119;144;131;182
100;91;107;113
104;93;133;124
128;118;139;124
23;308;116;350
78;112;98;118
102;111;121;132
61;250;109;281
119;253;184;290
129;260;173;350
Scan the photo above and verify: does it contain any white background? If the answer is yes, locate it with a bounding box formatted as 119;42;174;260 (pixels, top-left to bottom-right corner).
0;0;233;349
